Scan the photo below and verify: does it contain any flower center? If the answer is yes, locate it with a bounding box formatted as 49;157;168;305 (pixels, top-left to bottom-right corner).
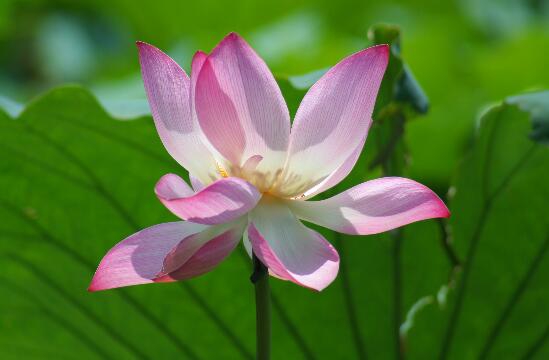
214;157;312;199
215;160;285;195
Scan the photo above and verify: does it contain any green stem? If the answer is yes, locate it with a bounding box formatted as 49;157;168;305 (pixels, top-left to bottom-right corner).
251;253;271;360
333;234;367;359
392;229;404;360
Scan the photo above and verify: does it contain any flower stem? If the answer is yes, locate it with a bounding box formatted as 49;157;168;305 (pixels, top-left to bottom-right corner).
251;253;271;360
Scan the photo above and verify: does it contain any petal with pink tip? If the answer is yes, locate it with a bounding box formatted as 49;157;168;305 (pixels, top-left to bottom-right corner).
277;45;389;197
88;221;206;291
137;42;217;184
155;174;261;225
248;197;339;291
194;33;290;173
287;177;450;235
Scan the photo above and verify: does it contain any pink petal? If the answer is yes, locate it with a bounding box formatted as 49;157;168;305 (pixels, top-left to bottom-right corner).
241;155;263;173
88;221;206;291
194;33;290;172
137;42;217;184
155;174;261;225
155;224;244;282
248;198;339;291
288;177;450;235
276;45;389;197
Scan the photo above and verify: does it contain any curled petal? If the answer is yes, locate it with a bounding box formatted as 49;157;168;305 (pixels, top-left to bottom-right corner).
190;50;208;100
155;173;194;198
241;155;263;173
189;174;205;192
194;32;290;174
248;197;339;291
155;221;245;281
288;177;450;235
137;42;217;184
88;221;206;291
155;174;261;225
276;45;389;197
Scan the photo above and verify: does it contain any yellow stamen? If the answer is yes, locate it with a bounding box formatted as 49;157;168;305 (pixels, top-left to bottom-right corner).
216;161;229;178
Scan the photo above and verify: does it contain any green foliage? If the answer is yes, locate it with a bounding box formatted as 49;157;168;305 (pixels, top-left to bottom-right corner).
507;91;549;145
368;23;428;118
408;92;549;359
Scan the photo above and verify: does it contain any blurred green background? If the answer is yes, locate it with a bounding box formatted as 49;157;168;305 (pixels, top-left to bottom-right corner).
2;0;549;186
1;0;549;359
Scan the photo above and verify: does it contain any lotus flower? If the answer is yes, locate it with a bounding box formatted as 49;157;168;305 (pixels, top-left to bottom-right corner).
89;33;449;292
